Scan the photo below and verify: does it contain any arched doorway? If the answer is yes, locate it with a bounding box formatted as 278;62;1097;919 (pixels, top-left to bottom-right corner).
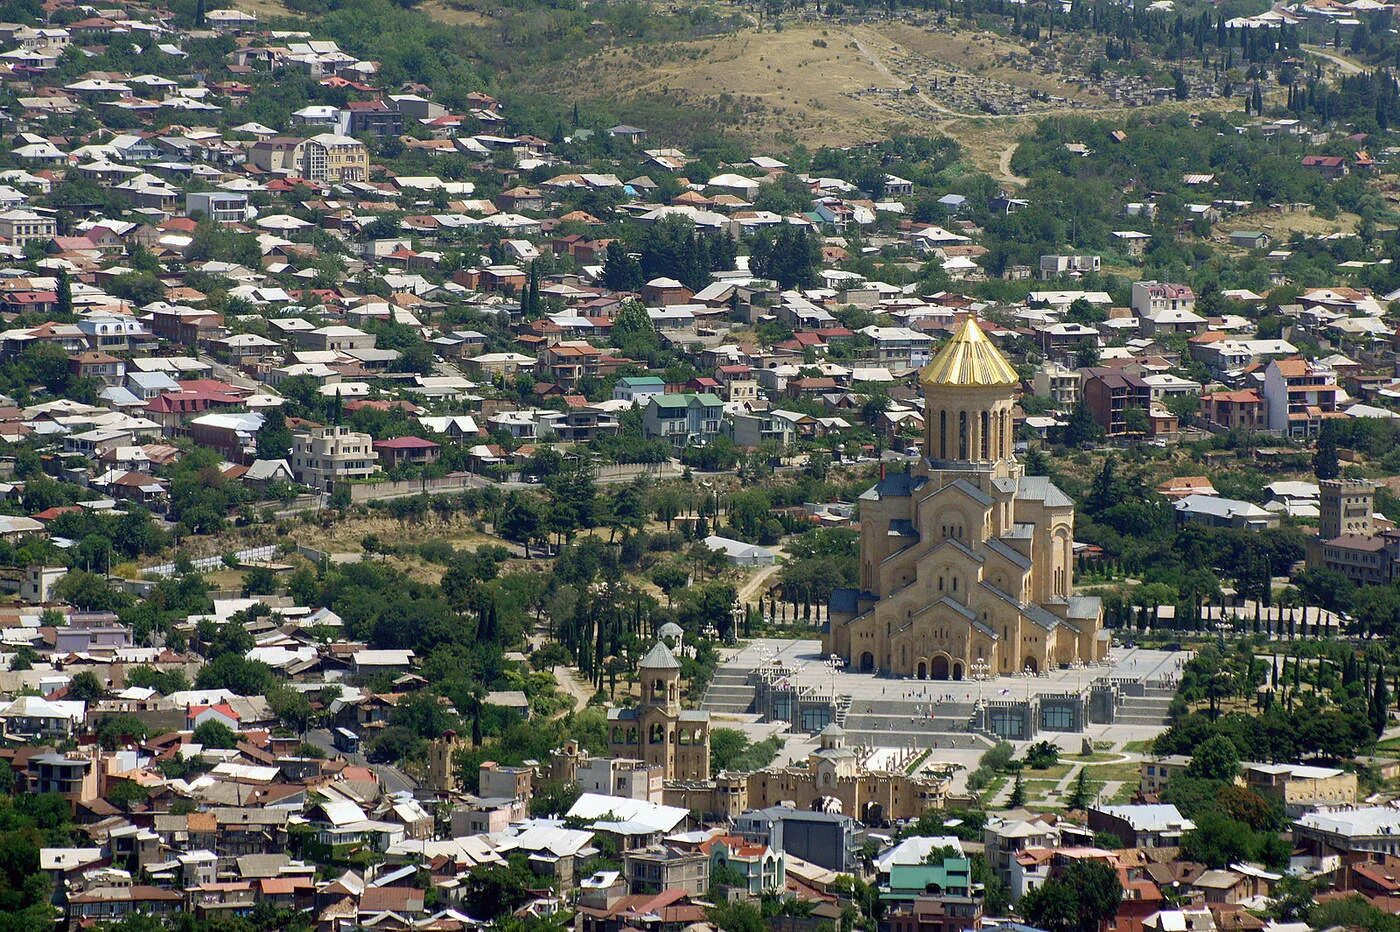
858;652;875;673
1023;656;1039;675
863;801;885;826
953;662;964;681
931;655;950;680
916;660;928;680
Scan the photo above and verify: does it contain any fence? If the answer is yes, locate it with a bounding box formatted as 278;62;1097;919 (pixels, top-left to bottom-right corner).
139;545;278;579
347;474;483;504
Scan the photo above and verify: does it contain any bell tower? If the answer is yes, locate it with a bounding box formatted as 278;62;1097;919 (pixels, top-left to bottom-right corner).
639;641;681;714
920;316;1022;485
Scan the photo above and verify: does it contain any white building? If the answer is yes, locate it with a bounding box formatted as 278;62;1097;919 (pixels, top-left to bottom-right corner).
291;425;377;490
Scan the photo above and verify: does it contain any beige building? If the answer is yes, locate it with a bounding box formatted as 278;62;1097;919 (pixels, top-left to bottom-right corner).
1138;754;1192;797
0;209;57;246
826;317;1107;679
303;133;369;183
1244;763;1357;815
291;424;377;490
623;845;709;896
246;137;305;175
578;757;663;803
608;642;710;782
1139;757;1357;816
745;724;948;823
1320;478;1376;539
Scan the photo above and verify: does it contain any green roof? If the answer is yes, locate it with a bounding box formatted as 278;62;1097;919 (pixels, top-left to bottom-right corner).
650;392;723;408
619;375;665;387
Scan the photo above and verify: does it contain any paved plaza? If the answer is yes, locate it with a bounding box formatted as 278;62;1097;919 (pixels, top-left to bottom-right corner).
721;637;1185;700
704;638;1191;771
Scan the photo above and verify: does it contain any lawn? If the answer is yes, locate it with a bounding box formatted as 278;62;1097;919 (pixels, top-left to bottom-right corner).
1082;761;1146;783
1022;762;1074;780
1372;736;1400;757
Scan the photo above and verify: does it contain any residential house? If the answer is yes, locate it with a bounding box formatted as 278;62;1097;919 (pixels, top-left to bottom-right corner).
642;393;724;447
291;425;378;490
372;436;440;468
1130;281;1195;319
1201;389;1264;432
1173;494;1279;531
1082;368;1152;436
0;209;57;246
1088;804;1195;848
1262;357;1341;436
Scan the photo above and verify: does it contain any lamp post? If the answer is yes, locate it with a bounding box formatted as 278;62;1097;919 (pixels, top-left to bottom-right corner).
972;658;990;707
825;654;843;706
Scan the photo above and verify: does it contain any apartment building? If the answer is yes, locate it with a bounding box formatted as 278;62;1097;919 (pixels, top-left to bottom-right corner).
291;425;377;490
1081;368;1152;436
1262;357;1341;436
0;208;56;246
302;133;369;183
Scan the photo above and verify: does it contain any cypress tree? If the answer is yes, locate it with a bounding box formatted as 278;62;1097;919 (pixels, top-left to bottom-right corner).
1009;772;1026;808
1372;666;1389;737
56;268;72;317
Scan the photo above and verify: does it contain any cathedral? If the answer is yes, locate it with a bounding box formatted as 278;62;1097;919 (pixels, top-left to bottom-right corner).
826;317;1108;680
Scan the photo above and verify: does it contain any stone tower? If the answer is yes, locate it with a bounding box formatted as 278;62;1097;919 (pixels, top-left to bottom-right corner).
608;641;711;781
1319;478;1375;540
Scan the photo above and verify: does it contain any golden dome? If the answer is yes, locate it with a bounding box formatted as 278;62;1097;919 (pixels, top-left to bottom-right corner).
919;316;1020;388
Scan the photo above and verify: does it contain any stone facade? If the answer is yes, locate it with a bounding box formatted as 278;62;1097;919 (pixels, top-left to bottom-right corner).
826;317;1107;680
744;725;948;824
608;642;710;782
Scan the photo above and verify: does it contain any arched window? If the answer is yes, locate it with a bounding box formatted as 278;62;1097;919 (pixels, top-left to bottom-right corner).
981;410;990;459
939;410;947;459
649;723;664;744
958;411;969;460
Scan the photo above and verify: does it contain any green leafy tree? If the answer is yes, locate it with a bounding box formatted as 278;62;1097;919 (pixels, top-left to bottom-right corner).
55;268;72;317
192;719;239;749
66;671;105;702
195;654;277;695
601;243;644;292
1021;860;1123;932
529;778;583;817
1061;401;1103;447
255;407;294;461
1186;734;1240;781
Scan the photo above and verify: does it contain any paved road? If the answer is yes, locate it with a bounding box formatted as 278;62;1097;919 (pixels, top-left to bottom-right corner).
1304;44;1365;76
374;762;419;796
306;727;420;796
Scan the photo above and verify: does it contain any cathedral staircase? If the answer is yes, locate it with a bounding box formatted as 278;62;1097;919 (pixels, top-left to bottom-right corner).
838;696;994;750
700;667;757;715
834;693;854;727
1113;684;1176;726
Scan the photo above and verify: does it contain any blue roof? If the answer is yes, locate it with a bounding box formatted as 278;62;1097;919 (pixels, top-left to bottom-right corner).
863;470;926;500
829;587;876;614
830;587;859;614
